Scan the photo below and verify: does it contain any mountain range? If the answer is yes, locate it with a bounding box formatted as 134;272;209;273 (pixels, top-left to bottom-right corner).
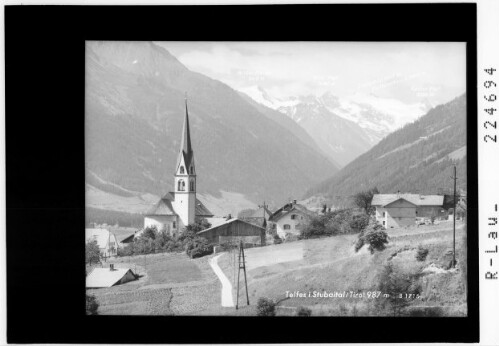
85;41;338;216
303;94;467;206
240;85;436;166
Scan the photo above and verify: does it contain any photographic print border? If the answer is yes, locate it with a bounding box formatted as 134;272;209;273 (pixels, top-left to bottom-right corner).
5;3;478;343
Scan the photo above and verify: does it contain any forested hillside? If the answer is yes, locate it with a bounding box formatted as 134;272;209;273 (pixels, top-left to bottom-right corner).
305;94;467;203
86;41;338;214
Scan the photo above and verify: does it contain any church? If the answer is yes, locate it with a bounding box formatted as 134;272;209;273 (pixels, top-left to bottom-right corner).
143;98;213;235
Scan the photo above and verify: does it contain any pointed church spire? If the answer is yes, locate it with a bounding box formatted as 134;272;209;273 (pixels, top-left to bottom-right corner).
180;92;193;155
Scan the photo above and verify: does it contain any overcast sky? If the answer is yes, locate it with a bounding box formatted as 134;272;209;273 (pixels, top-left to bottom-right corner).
156;41;466;102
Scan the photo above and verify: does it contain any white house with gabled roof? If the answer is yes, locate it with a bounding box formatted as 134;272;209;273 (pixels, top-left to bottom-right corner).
372;193;445;228
269;200;316;238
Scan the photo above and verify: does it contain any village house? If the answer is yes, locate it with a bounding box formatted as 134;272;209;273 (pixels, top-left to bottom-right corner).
372;193;445;228
269;200;316;238
143;98;213;236
86;264;137;288
85;228;119;258
197;216;266;247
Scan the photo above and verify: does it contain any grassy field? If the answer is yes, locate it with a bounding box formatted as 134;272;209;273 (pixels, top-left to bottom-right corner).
87;252;221;315
87;220;467;317
216;220;467;317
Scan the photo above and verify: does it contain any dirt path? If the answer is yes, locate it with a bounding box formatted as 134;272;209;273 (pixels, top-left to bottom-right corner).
209;253;234;307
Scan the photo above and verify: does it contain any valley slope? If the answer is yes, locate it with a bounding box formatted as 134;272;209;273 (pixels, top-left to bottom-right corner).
85;41;338;216
304;94;467;204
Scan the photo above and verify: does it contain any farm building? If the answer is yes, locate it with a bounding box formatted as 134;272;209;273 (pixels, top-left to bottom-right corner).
197;218;266;246
269;200;316;238
372;194;445;228
86;265;137;288
85;228;119;258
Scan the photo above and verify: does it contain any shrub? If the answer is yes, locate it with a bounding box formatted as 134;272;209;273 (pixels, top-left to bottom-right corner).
86;294;99;315
301;209;369;239
141;226;157;240
355;221;389;254
85;240;101;265
296;306;312;316
416;245;429;261
377;262;422;316
273;234;283;244
185;237;213;258
349;213;370;232
256;297;276;316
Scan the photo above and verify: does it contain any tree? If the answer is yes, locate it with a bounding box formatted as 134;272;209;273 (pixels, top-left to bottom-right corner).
353;187;379;214
179;218;212;243
85;240;101;265
256;297;276;316
86;294;99;315
141;226;157;240
180;219;213;258
355;221;389;254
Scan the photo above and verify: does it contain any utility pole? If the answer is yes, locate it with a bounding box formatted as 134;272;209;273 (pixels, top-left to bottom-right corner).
258;201;268;218
452;165;458;268
236;240;250;309
259;201;268;229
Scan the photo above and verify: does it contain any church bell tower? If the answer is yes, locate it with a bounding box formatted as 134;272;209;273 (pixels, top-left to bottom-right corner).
173;96;196;228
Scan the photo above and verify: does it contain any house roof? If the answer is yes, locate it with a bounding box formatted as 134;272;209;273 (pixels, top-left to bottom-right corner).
86;268;135;288
269;202;316;222
85;228;114;249
146;192;177;216
205;217;229;228
145;192;214;217
197;218;265;235
372;194;444;207
195;198;214;217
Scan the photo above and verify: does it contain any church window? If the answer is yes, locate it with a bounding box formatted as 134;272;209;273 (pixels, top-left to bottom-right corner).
190;180;195;191
283;224;291;230
180;166;185;174
190;167;194;174
178;180;185;191
173;221;176;229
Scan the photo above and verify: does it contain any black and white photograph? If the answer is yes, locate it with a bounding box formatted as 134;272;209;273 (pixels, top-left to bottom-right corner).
84;40;468;317
6;2;488;343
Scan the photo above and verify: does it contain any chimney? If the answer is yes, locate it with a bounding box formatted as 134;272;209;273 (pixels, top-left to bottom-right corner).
226;214;232;221
293;199;297;205
397;190;400;197
110;263;114;271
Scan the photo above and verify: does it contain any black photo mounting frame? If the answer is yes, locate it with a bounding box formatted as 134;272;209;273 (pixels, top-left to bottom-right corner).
5;3;478;343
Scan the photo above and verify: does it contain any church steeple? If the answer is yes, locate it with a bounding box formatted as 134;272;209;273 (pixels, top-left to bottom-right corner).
173;94;197;227
180;95;192;156
176;94;195;174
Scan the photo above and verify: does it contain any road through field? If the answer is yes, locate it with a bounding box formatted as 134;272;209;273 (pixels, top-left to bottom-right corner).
209;254;234;307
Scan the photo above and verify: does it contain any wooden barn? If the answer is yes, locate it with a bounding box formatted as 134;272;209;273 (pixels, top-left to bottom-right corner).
197;218;266;246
